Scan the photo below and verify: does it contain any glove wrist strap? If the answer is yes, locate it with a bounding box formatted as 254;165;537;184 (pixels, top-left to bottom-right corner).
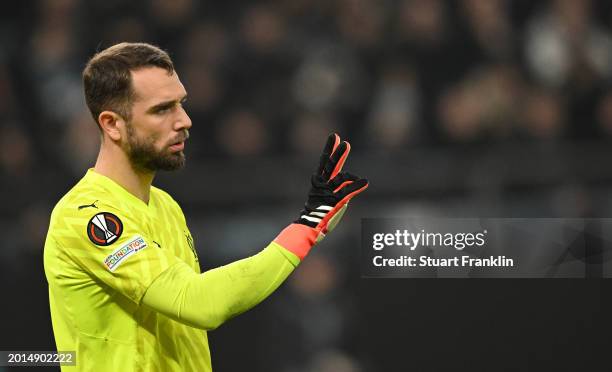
273;223;319;260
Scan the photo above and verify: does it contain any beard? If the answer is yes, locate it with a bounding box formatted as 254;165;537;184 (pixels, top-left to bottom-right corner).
125;123;187;172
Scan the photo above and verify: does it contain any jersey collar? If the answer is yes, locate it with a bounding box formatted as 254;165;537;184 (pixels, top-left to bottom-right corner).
85;168;154;209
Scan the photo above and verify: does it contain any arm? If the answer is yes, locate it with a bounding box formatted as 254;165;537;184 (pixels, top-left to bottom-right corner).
144;133;368;330
142;242;299;330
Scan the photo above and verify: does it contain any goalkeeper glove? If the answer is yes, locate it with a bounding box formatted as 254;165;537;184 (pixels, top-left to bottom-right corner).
274;133;369;260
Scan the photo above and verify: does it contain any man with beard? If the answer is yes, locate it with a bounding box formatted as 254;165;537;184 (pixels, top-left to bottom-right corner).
43;43;368;371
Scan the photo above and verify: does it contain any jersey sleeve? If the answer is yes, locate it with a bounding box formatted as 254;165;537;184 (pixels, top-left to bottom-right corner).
142;242;300;330
50;201;183;304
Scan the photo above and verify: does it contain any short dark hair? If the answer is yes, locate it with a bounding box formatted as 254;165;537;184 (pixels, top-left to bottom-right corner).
82;42;174;127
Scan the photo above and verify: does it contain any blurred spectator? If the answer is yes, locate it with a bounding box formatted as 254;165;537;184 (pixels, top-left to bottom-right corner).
461;0;515;60
524;0;612;139
366;63;421;149
147;0;196;46
101;17;148;45
520;87;565;139
290;111;338;155
242;5;288;55
182;61;225;114
395;0;447;46
150;0;195;29
334;0;386;51
60;109;100;175
438;65;520;142
292;44;367;114
524;0;612;88
307;350;362;372
179;22;230;67
0;124;33;179
29;0;82;124
216;109;268;157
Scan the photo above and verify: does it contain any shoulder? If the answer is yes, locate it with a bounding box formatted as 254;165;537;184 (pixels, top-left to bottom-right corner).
49;177;129;238
52;178;103;219
47;199;117;252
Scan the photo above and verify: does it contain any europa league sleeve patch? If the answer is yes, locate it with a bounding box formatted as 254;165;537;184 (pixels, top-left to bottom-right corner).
87;212;124;246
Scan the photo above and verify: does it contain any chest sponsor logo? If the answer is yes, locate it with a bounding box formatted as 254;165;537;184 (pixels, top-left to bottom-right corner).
104;235;147;272
87;212;123;246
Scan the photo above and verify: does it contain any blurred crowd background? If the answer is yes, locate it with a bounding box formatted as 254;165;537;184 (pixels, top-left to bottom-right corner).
2;0;612;371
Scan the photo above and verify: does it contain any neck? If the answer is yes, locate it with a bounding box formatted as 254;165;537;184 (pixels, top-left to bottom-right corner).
94;140;154;204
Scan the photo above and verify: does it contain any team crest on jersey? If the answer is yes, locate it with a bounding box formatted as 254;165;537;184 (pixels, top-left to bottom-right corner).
87;212;123;246
185;231;199;263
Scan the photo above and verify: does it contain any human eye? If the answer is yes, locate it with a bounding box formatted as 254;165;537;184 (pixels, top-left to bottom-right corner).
154;105;173;115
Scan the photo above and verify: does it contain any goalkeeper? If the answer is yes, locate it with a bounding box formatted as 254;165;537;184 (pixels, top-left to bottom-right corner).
43;42;368;372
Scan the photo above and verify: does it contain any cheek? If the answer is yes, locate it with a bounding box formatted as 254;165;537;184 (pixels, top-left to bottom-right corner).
131;117;167;147
146;132;165;150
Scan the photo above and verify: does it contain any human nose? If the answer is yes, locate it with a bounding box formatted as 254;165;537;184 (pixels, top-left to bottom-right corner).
175;105;192;131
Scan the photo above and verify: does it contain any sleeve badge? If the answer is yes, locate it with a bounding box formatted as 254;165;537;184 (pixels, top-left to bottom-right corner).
87;212;123;246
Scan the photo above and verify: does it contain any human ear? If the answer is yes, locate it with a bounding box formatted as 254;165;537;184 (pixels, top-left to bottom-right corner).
98;111;124;141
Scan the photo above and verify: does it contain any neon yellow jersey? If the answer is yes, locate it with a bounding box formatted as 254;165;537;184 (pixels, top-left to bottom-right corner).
44;169;210;371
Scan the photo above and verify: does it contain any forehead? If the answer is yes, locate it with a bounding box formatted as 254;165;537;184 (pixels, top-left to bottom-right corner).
131;67;186;104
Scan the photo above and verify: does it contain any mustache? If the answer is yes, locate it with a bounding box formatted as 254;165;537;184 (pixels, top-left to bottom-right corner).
170;130;189;145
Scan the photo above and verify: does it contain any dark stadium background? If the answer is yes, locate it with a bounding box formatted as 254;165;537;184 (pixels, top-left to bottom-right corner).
1;0;612;371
